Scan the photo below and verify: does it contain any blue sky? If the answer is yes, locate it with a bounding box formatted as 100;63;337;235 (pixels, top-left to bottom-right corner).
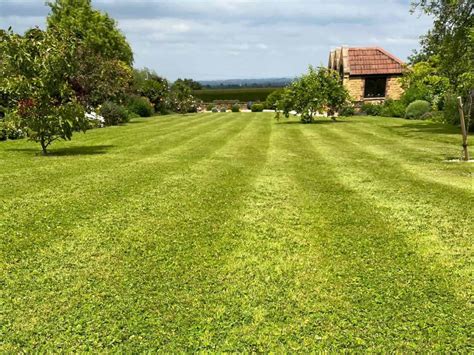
0;0;432;80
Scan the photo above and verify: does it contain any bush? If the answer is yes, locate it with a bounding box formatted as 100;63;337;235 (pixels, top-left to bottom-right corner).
100;101;129;126
220;107;227;112
211;107;219;113
380;99;406;118
361;102;383;116
251;103;264;112
127;96;154;117
231;104;240;112
206;104;214;111
0;114;25;140
405;100;431;119
420;111;444;121
442;93;461;125
128;111;140;119
339;104;355;117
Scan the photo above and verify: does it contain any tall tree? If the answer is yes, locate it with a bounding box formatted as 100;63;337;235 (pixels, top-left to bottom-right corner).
411;0;473;88
47;0;133;65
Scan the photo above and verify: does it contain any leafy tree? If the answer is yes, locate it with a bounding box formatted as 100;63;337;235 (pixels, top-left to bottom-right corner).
400;58;451;109
0;28;87;154
281;66;350;123
47;0;134;107
411;0;473;125
174;78;203;91
47;0;133;65
265;89;284;110
169;81;198;114
132;69;170;112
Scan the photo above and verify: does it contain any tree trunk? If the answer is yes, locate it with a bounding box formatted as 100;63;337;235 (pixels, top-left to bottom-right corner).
457;97;469;161
40;137;48;155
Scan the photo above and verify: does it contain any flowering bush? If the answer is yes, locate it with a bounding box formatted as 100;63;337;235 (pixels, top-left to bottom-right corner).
85;111;105;128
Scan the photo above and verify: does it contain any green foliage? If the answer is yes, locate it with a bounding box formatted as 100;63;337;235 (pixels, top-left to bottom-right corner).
220;107;227;113
0;113;25;140
380;99;407;118
281;66;350;123
231;104;240;112
251;103;264;112
127;96;154;117
132;69;169;113
0;28;88;154
405;100;431;119
361;102;383;116
265;89;284;110
47;0;133;65
193;87;278;103
442;93;461;126
211;107;219;113
99;101;129;126
46;0;134;107
169;81;198;114
174;78;203;90
400;60;450;109
339;104;355;117
206;104;214;111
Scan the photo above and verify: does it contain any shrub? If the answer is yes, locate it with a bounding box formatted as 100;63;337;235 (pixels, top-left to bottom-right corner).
361;102;383;116
405;100;431;119
339;104;355;117
211;107;219;113
442;93;461;125
127;96;154;117
206;104;214;111
0;114;25;140
231;104;240;112
128;111;140;119
85;111;105;128
220;107;227;112
100;101;129;126
251;103;264;112
420;111;444;121
380;99;406;118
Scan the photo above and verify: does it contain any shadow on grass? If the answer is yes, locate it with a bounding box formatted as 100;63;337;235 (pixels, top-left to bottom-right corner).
7;145;114;156
385;123;461;135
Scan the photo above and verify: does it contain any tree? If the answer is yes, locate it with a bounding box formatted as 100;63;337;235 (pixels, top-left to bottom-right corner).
0;28;88;154
400;58;451;109
411;0;473;126
132;69;170;113
47;0;134;108
47;0;133;65
169;81;198;114
174;78;203;91
280;66;350;123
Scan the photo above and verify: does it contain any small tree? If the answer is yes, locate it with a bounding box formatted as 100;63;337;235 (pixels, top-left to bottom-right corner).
281;66;350;123
0;28;88;154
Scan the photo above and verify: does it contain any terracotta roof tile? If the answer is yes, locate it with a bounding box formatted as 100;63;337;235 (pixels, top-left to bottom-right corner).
348;47;404;75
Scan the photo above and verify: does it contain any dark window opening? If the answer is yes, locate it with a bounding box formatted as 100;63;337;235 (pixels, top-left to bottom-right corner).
364;77;386;98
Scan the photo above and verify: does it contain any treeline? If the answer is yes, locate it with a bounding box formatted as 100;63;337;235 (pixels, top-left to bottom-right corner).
0;0;200;154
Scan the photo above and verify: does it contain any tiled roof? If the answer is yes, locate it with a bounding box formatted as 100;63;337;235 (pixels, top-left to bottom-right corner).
348;47;404;75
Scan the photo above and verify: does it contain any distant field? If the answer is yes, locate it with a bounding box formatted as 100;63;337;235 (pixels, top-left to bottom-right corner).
193;87;279;103
1;113;472;351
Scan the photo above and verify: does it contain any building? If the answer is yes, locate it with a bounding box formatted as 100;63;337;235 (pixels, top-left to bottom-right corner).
328;46;405;104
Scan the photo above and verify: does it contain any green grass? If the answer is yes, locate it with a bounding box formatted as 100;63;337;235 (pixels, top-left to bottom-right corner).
193;87;278;102
1;113;472;352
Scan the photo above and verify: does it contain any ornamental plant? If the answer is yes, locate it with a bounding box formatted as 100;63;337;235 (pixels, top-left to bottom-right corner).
0;28;88;154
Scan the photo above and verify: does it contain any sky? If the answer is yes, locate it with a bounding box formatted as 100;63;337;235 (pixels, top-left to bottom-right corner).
0;0;433;81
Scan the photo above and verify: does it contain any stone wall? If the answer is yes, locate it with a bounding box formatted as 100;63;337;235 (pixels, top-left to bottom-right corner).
386;76;403;100
343;75;404;103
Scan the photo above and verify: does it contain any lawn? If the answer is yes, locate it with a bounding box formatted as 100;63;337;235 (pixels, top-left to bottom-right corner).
0;113;472;352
